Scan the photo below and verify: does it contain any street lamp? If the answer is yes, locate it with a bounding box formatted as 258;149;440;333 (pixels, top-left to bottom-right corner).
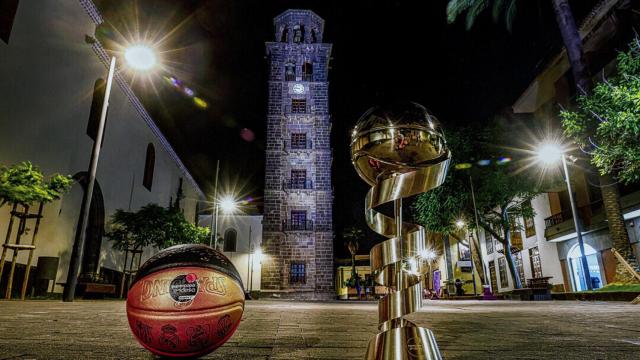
211;195;238;250
536;142;592;290
63;45;158;302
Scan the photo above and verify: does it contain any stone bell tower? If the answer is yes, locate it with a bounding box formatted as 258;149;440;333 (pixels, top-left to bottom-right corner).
261;9;334;300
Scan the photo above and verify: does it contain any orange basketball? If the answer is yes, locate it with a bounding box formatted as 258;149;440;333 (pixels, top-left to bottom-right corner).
126;244;244;358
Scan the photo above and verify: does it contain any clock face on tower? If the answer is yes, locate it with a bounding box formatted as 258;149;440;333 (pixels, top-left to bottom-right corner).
292;83;305;94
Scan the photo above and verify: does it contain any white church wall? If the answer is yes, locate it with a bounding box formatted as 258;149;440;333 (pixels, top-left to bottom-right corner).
0;0;202;293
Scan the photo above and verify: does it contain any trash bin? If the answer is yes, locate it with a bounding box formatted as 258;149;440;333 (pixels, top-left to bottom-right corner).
32;256;59;296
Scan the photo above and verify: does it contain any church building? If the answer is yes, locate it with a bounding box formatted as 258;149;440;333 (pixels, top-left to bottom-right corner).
261;10;334;299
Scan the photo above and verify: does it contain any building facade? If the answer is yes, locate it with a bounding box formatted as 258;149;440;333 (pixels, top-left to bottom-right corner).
261;10;334;299
478;0;640;294
199;214;263;294
0;0;203;295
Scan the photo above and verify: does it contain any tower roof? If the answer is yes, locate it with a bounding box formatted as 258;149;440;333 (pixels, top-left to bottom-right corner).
273;9;325;39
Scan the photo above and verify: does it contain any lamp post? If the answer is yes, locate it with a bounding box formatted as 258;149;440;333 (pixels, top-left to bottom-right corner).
537;143;593;290
63;45;158;302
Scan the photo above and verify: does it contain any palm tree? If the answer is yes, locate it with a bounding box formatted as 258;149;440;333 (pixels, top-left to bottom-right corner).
447;0;634;283
342;227;364;284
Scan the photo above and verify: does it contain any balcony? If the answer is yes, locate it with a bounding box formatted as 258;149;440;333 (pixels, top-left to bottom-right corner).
282;220;314;232
284;139;313;151
544;200;604;241
283;179;313;190
284;104;311;115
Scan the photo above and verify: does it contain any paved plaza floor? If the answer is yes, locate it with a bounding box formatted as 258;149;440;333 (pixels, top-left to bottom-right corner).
0;299;639;359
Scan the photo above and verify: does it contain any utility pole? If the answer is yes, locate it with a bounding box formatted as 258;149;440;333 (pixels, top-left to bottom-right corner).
209;160;219;248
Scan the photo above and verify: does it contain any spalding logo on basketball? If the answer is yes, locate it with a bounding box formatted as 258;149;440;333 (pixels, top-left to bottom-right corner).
126;244;245;358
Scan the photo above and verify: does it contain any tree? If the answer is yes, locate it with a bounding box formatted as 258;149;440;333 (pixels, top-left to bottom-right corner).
106;204;210;254
447;0;634;283
561;38;640;277
342;226;364;287
0;161;72;208
413;124;544;289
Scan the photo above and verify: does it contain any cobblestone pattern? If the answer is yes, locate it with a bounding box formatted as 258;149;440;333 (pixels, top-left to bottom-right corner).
261;10;334;298
1;300;639;359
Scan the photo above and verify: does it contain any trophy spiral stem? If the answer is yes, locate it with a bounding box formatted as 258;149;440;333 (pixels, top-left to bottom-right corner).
363;161;449;360
350;101;451;359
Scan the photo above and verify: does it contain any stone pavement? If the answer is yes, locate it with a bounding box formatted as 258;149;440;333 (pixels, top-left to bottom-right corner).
0;299;639;359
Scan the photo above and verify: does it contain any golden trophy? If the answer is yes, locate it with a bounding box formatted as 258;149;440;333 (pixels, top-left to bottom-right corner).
350;101;450;360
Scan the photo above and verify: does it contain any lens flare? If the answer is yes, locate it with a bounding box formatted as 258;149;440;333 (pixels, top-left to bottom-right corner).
454;163;472;170
193;97;208;109
496;157;512;165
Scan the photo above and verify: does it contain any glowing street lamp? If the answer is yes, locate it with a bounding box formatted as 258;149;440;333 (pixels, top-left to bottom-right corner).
124;45;158;71
219;196;238;214
211;194;239;250
455;219;466;229
64;45;158;302
536;142;592;290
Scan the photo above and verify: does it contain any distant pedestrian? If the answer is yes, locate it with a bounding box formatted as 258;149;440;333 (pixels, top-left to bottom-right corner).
454;278;465;296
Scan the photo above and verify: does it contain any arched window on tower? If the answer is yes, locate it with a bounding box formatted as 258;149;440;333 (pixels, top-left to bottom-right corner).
280;25;289;42
143;143;155;191
302;62;313;81
311;28;318;43
285;62;296;81
223;228;237;252
293;24;304;43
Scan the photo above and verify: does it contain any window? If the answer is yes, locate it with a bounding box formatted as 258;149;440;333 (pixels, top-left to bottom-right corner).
291;210;307;225
302;62;313;81
485;231;494;254
143;143;155;191
488;261;498;293
524;201;536;237
290;169;307;188
529;246;543;278
493;226;504;253
311;28;318;43
290;133;307;149
458;241;470;260
293;24;304;43
285;62;295;81
291;99;307;113
290;261;306;284
509;214;523;250
280;25;288;42
223;229;237;252
87;79;107;142
0;0;19;44
498;257;509;288
515;252;526;283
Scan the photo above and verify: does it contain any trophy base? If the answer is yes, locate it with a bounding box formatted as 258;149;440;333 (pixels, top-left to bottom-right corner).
365;326;442;360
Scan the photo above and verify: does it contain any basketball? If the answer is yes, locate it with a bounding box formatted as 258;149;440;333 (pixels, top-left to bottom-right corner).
126;244;245;358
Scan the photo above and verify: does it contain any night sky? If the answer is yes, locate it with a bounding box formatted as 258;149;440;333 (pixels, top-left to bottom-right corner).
97;1;602;258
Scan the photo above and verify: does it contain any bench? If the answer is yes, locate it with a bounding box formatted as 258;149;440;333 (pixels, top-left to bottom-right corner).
57;282;117;299
512;277;552;301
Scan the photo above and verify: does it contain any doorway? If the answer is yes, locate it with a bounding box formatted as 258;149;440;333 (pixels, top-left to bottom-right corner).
72;172;105;277
568;243;603;291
